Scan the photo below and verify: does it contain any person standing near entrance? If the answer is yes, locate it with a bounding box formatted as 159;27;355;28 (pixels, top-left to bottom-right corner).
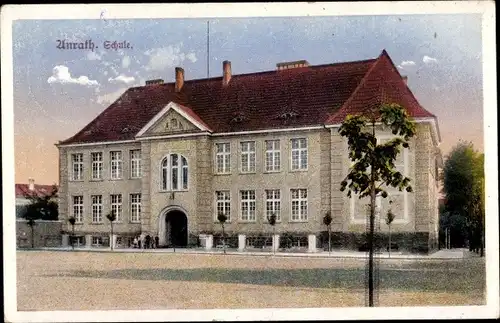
155;236;159;249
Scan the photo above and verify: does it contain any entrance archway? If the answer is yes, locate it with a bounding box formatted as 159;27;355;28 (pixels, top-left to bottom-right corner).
164;209;188;247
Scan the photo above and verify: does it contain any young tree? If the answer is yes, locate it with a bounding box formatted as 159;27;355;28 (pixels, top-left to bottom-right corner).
106;210;117;250
339;103;416;307
217;212;228;254
267;213;277;255
23;184;59;248
323;211;333;255
385;201;395;258
68;216;76;250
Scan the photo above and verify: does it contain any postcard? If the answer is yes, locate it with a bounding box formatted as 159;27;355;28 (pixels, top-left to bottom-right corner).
2;2;498;322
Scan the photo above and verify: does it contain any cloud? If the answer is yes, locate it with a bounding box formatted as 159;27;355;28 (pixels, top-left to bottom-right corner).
96;87;127;105
122;56;131;68
423;55;439;64
86;51;102;61
397;60;416;70
47;65;99;87
108;74;136;85
144;44;198;71
186;53;198;63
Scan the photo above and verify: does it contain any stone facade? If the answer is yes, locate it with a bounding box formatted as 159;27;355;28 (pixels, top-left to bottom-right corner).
58;118;440;253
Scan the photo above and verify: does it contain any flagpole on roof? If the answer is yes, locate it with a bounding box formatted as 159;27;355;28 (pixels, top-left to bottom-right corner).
207;20;210;79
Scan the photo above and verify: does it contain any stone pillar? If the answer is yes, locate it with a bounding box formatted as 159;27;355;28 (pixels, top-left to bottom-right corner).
111;234;117;249
238;234;246;251
308;234;317;253
205;235;213;250
272;234;280;253
199;234;207;248
85;235;92;248
62;234;69;247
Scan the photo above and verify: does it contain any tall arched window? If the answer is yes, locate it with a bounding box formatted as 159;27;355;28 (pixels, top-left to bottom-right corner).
161;154;189;191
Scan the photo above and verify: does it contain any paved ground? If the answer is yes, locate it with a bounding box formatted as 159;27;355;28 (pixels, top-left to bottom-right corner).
16;250;485;311
28;246;474;259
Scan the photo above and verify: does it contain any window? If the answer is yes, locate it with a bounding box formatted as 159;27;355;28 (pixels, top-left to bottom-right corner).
91;152;103;180
265;140;281;172
71;153;84;180
92;236;102;246
161;154;189;191
291;138;308;170
265;189;281;221
378;137;406;188
72;196;84;223
73;236;84;247
130;193;141;223
110;151;123;179
240;190;256;221
110;194;122;222
171;118;178;128
215;191;231;221
130;150;142;178
291;189;308;221
240;141;256;173
91;195;103;223
215;143;231;174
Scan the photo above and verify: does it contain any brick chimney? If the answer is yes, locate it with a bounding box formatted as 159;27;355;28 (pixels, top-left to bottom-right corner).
175;67;184;92
28;178;35;191
402;75;408;84
276;60;310;71
145;79;164;85
223;60;232;86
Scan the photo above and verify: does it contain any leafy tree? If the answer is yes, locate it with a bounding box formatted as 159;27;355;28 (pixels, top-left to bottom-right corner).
267;213;277;255
323;211;333;255
106;210;117;250
339;103;416;307
443;141;484;256
217;212;228;254
385;201;395;258
68;216;76;250
22;184;59;248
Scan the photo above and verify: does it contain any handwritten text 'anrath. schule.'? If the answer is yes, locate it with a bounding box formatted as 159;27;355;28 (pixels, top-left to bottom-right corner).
56;40;133;51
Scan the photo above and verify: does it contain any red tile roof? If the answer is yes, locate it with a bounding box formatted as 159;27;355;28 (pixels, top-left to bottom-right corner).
59;50;437;145
15;184;57;199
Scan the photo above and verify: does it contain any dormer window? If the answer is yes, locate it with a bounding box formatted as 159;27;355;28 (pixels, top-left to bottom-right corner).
278;111;300;120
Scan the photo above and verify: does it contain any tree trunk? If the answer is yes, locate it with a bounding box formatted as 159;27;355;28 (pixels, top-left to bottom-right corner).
388;225;391;258
72;225;75;250
328;226;331;256
222;224;226;254
110;222;114;251
367;121;376;307
273;226;276;255
31;225;35;249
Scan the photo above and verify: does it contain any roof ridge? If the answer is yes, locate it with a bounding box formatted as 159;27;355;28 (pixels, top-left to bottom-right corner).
325;55;381;123
129;57;378;89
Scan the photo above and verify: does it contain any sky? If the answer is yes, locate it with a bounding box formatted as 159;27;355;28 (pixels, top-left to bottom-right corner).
12;14;484;185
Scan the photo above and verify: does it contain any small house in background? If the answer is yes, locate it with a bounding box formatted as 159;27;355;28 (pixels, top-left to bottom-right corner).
15;179;56;218
15;179;61;248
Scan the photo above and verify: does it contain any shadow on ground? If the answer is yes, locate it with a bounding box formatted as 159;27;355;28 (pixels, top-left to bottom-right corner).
46;261;485;293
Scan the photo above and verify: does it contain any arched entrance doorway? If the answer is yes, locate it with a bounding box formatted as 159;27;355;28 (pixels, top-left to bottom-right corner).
164;209;188;247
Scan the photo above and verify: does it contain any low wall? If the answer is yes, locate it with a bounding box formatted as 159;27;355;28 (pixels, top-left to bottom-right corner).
16;219;63;248
318;231;435;254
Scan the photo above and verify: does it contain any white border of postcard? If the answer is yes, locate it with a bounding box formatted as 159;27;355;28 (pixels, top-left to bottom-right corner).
2;1;498;322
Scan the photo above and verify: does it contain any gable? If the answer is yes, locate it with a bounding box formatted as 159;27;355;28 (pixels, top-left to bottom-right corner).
143;109;198;136
135;101;213;138
326;50;436;124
